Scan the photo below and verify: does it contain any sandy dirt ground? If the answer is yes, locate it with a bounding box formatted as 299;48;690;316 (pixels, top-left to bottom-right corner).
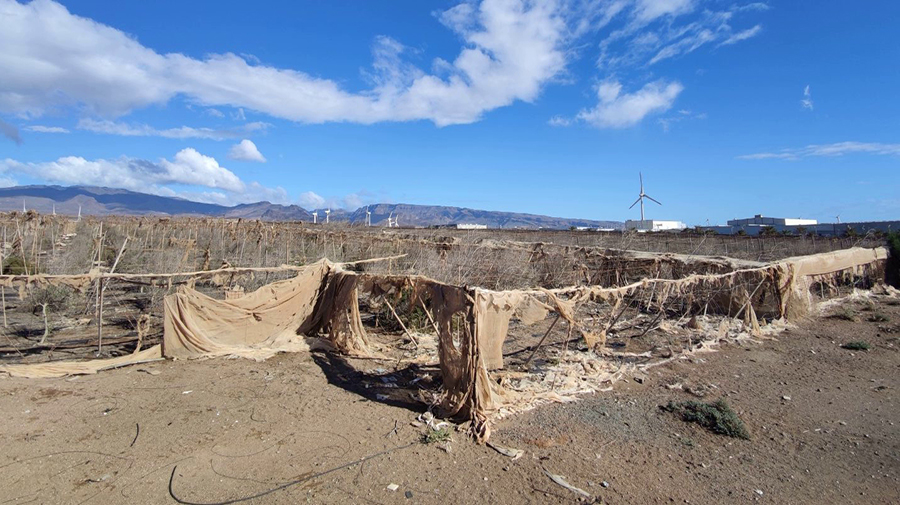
1;295;898;505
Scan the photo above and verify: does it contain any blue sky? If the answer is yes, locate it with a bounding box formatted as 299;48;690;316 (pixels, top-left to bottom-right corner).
0;0;898;224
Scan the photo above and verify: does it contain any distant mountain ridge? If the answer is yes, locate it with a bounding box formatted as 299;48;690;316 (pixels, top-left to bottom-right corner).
0;185;622;229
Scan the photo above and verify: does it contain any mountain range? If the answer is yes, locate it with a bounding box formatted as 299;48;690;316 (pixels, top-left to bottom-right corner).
0;185;622;229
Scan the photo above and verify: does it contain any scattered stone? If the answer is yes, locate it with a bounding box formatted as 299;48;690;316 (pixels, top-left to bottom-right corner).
782;395;791;401
755;489;764;496
387;483;399;492
405;491;413;499
601;481;610;488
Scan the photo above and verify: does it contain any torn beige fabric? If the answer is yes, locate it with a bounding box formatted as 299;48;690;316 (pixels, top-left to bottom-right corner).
0;345;162;379
163;260;371;360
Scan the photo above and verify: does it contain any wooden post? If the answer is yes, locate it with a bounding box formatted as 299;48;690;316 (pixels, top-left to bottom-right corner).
96;222;104;354
384;298;418;346
1;226;6;327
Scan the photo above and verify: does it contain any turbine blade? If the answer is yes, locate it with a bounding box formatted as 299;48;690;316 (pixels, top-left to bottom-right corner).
639;172;643;191
629;197;642;209
645;195;662;205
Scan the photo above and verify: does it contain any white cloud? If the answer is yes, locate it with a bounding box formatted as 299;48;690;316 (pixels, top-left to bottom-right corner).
205;108;224;118
0;0;577;127
227;139;266;163
297;191;326;209
633;0;695;23
734;3;770;12
547;115;572;127
578;79;683;128
598;3;765;69
801;84;813;110
77;118;270;140
738;142;900;160
0;148;288;203
719;24;762;46
24;125;69;133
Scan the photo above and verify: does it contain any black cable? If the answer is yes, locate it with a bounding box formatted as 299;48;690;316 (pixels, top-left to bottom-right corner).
168;442;415;505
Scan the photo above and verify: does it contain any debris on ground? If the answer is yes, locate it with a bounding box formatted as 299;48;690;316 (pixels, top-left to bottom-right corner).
543;469;591;497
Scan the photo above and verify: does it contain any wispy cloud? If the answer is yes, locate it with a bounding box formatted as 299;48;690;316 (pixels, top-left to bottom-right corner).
227;139;266;163
801;84;813;110
719;24;762;46
24;125;70;133
598;3;766;69
658;109;706;131
577;79;683;128
738;141;900;160
77;118;270;140
547;115;572;127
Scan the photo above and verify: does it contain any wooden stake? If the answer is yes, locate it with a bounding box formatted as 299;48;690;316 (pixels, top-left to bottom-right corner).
384;298;418;347
96;222;104;354
523;314;561;368
417;296;440;336
1;226;6;327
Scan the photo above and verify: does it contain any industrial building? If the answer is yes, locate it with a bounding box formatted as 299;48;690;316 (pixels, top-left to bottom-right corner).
700;215;900;236
625;219;687;232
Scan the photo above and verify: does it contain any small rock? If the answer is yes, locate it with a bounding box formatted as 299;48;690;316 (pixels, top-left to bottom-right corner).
782;395;791;401
387;483;399;492
755;489;764;496
405;491;413;499
601;481;610;488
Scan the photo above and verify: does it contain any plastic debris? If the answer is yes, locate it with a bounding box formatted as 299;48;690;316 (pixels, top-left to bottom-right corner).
543;470;590;498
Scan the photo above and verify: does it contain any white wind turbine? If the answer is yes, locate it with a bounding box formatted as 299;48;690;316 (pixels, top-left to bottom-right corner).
835;215;841;224
324;209;331;224
387;211;399;228
312;211;318;224
365;206;371;227
77;204;82;221
628;172;662;221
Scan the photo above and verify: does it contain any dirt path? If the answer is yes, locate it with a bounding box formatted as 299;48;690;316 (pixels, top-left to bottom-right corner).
1;297;897;504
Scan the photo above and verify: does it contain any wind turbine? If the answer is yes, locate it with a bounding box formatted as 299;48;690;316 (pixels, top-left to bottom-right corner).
835;215;841;224
312;211;318;224
324;209;331;224
387;211;399;228
628;172;661;221
365;207;371;227
22;199;26;213
52;204;56;216
77;204;82;221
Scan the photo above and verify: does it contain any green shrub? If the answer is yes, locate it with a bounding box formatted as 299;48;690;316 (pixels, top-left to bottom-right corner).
3;255;37;275
841;341;870;351
422;427;452;444
661;399;749;439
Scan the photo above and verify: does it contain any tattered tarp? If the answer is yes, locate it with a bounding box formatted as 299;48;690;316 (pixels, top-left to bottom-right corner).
163;259;371;360
0;246;890;441
0;345;162;379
